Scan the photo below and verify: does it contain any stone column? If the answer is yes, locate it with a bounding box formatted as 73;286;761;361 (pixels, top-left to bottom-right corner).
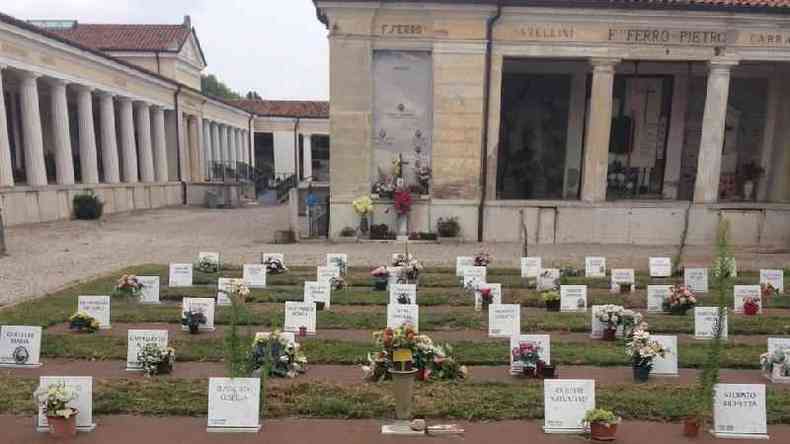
211;122;220;179
151;106;168;182
75;86;99;184
563;71;586;199
49;79;75;185
219;125;227;166
227;127;235;166
134;102;154;182
0;66;13;187
19;71;47;186
580;58;619;202
98;92;120;183
118;97;138;183
303;133;313;180
662;74;688;200
757;76;780;202
693;58;738;204
234;128;242;167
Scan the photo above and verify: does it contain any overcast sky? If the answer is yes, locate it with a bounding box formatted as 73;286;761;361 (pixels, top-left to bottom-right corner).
4;0;329;100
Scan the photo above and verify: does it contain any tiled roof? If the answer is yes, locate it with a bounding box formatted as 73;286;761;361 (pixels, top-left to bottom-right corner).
46;23;191;52
234;100;330;119
317;0;790;11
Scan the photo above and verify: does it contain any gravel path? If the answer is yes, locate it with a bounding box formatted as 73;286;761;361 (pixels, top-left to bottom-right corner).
1;204;788;305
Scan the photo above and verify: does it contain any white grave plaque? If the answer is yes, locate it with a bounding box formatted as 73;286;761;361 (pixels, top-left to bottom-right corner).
537;268;560;291
650;335;678;376
462;266;487;289
182;298;215;331
521;257;541;279
262;253;284;263
649;257;672;278
198;251;221;269
768;337;790;355
685;268;709;293
389;283;417;305
760;269;784;293
216;278;236;306
560;285;587;312
243;264;267;289
316;266;340;286
207;377;261;432
36;376;95;432
475;283;502;310
585;257;606;278
734;285;762;314
488;304;520;338
77;296;111;329
386;266;404;288
543;379;595;433
0;325;42;367
610;269;635;292
137;276;160;304
590;306;624;339
326;253;348;274
126;329;168;371
647;285;672;313
387;304;419;332
510;334;550;375
694;307;728;340
168;263;193;287
456;257;474;277
712;383;768;439
303;281;331;309
284;302;316;335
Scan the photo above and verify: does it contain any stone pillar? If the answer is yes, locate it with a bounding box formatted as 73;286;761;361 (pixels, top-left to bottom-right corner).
98;92;120;183
151;106;168;182
233;129;240;167
693;58;738;204
485;53;503;200
757;76;780;202
75;86;99;184
219;125;227;167
134;102;154;182
211;122;220;179
227;127;236;166
303;133;313;180
0;66;13;187
19;71;47;186
662;74;688;200
563;71;586;199
580;58;619;202
49;79;75;185
118;97;138;183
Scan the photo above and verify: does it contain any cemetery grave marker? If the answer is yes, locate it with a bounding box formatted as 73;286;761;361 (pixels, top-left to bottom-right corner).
488;304;520;338
685;268;709;293
137;276;160;304
304;281;331;309
0;325;42;367
168;263;193;287
216;278;237;306
284;302;316;335
765;338;790;383
649;257;672;278
326;253;348;275
389;283;417;305
560;285;587;312
77;296;111;329
509;334;550;375
126;330;168;371
387;304;419;332
36;376;95;432
584;257;606;278
462;266;487;289
537;268;560;291
543;379;595;434
455;257;474;277
650;335;678;376
712;383;768;439
475;283;502;311
521;257;541;279
590;305;623;339
317;265;340;286
243;264;267;288
760;269;784;293
610;268;635;292
733;285;762;314
198;251;221;269
694;307;728;340
207;377;261;432
647;285;672;313
181;298;215;331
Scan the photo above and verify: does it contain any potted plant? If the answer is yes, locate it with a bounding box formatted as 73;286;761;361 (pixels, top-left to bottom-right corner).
73;191;103;220
511;341;543;378
584;408;620;441
351;195;374;235
742;295;761;316
541;363;557;379
625;328;666;383
663;284;697;315
114;274;143;299
181;310;207;334
437;217;461;238
250;331;307;378
541;290;561;312
137;343;176;376
68;311;100;333
34;382;79;438
370;266;389;290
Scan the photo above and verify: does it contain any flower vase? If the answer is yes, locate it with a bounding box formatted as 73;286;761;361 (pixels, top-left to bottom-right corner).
315;301;326;311
633;364;651;383
668;305;689;316
590;422;618;441
360;214;370;235
189;324;200;335
397;214;408;237
522;366;536;378
389;368;418;420
602;327;617;341
47;412;78;438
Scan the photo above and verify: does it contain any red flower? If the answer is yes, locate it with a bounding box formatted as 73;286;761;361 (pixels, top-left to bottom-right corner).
393;189;413;216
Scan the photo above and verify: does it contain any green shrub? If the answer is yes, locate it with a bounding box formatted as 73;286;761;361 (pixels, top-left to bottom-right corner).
73;192;104;220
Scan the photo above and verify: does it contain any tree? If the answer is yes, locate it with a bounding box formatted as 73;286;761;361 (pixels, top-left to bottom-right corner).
201;74;241;100
246;91;262;100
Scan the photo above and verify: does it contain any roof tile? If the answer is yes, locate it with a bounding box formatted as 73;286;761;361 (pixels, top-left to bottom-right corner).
46;23;191;52
233;100;329;119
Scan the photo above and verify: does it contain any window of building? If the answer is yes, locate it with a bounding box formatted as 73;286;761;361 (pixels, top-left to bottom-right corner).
254;132;274;181
311;135;330;183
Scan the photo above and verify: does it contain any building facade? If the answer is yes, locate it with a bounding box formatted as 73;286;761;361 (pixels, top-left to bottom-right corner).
316;0;790;246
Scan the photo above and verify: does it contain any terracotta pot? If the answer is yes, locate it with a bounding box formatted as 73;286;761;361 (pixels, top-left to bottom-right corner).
47;411;78;438
683;417;701;437
602;327;617;342
545;299;561;312
590;422;618;441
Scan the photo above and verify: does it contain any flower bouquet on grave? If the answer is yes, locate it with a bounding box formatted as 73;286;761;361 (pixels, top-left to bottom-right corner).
221;279;251;303
479;287;494;310
663;284;697;315
352;195;374;235
761;282;778;306
761;348;790;379
625;328;666;383
370;266;390;290
512;341;544;378
68;311;100;333
473;251;492;268
263;257;288;274
742;295;761;316
137;343;175;377
594;305;626;341
541;290;561;312
181;309;207;334
250;330;307;378
114;274;143;299
196;255;219;274
34;382;78;438
371;179;395;200
620;310;644;338
392;253;423;284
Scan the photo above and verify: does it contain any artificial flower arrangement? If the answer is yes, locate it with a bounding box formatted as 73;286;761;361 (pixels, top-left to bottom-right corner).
541;290;561;312
594;305;643;341
761;282;778;305
361;325;467;382
68;311;100;333
114;274;143;298
625;328;667;382
663;284;697;315
371;179;396;198
511;340;545;377
181;309;207;334
196;255;219;274
34;382;78;436
742;295;762;316
264;257;288;274
392;188;413;216
370;266;390;290
392;253;424;283
225;279;251;302
352;195;374;235
137;343;175;377
416;164;432;194
250;330;307;378
760;348;790;380
479;287;494;307
474;251;492;267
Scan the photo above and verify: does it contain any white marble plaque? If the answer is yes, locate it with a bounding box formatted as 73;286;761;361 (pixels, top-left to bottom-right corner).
712;384;768;439
475;283;502;310
647;285;672;313
510;334;551;375
760;269;784;293
284;301;316;335
0;325;42;367
610;269;635;292
650;335;678;376
560;285;587;312
77;296;111;329
326;253;348;274
243;264;267;289
585;257;606;278
649;257;672;278
181;298;215;331
36;376;95;432
456;256;474;277
768;337;790;355
389;283;417;305
521;257;541;279
590;306;624;339
537;268;560;291
462;266;487;289
216;278;235;306
207;377;261;432
317;266;340;285
386;266;404;288
694;307;728;340
126;329;168;370
303;281;331;309
685;268;709;293
387;304;419;332
734;285;762;314
168;263;193;287
543;379;595;433
198;251;221;269
137;276;160;304
488;304;520;338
